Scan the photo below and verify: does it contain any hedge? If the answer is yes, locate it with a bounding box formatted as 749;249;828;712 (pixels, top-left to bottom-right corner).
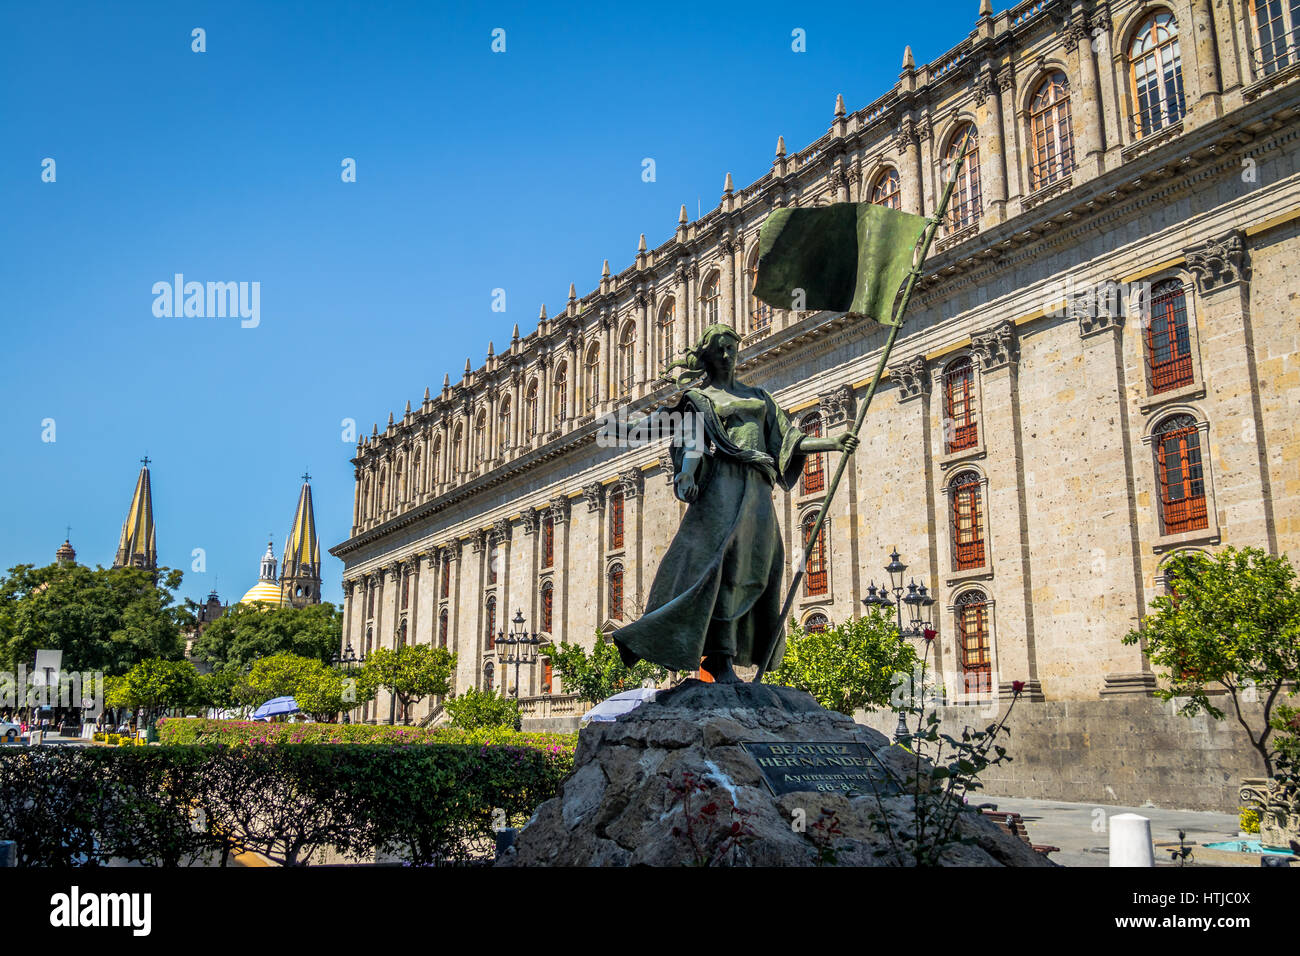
157;717;577;755
0;743;570;867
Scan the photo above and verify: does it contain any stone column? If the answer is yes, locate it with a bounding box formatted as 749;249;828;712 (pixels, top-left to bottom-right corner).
566;336;579;426
897;117;924;216
1188;0;1223;119
1065;17;1105;178
599;318;613;407
512;371;523;451
674;263;689;355
618;469;645;612
636;292;649;389
351;467;362;529
540;355;552;439
552;496;572;641
978;71;1008;225
1185;232;1272;550
969;322;1042;700
720;240;736;327
998;68;1023;209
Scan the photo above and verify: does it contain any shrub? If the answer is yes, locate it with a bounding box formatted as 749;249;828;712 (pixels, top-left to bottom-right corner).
444;688;522;731
1240;806;1261;834
0;742;571;866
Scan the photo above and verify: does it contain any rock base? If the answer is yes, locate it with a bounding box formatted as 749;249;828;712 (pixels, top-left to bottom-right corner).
501;680;1056;867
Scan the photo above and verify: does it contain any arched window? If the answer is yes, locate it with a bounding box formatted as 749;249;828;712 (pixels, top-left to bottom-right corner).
950;471;985;570
553;362;568;426
542;514;555;569
367;581;376;617
397;618;408;647
747;249;771;332
540;581;554;633
377;471;387;512
438;608;449;647
401;567;410;609
802;511;828;597
540;657;553;694
365;626;373;656
411;450;422;495
1130;11;1185;137
1146;279;1193;393
942;125;981;233
609;486;625;549
955;590;992;694
451;424;464;476
1251;0;1300;75
395;456;406;503
440;552;451;598
498;397;512;455
584;342;600;411
700;273;721;327
488;540;499;585
870;168;901;209
473;410;487;462
485;595;497;649
361;477;370;519
804;612;830;634
1029;72;1075;191
525;379;539;437
431;438;441;488
800;412;825;495
608;563;625;620
658;300;676;368
943;358;978;453
1155;414;1208;535
484;661;495;693
617;322;636;396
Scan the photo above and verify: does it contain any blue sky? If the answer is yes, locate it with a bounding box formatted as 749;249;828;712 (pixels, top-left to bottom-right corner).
0;0;980;607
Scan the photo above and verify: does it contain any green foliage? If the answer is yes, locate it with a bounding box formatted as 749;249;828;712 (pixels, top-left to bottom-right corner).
445;687;522;731
0;743;570;866
0;562;187;675
1122;547;1300;775
360;644;455;724
155;717;576;755
194;668;243;713
119;658;201;726
545;631;668;706
764;610;919;716
232;653;374;721
190;602;342;673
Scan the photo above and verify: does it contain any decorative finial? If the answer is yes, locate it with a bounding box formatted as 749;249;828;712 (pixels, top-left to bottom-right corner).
601;259;610;277
776;135;786;157
404;399;411;413
464;357;472;373
302;470;311;483
568;282;577;300
979;0;992;16
679;204;688;224
835;93;846;117
442;373;450;388
424;385;431;401
388;411;394;425
539;303;547;320
723;171;734;193
903;45;914;70
487;340;494;357
372;423;379;436
638;233;647;252
511;322;520;342
140;455;151;467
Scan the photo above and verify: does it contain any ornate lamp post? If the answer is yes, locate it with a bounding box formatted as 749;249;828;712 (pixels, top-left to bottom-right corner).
862;549;936;742
330;642;365;723
496;610;548;700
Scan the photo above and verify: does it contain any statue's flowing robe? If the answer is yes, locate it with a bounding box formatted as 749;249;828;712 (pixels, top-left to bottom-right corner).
614;386;807;673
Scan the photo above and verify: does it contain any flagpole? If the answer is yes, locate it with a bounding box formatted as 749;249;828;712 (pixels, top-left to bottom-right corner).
755;131;974;682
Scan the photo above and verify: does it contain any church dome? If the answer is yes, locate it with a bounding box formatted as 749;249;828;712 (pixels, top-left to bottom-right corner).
239;581;285;606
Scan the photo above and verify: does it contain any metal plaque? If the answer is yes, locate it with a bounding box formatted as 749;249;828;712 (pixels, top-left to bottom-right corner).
741;740;898;798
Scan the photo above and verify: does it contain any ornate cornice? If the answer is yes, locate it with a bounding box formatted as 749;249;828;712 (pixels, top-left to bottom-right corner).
520;506;540;535
891;355;930;402
1073;281;1126;338
491;517;513;544
549;495;571;524
616;468;645;498
818;383;856;425
581;481;605;512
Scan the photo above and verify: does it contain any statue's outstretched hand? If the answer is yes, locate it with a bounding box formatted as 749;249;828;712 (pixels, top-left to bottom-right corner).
676;472;699;503
835;432;860;454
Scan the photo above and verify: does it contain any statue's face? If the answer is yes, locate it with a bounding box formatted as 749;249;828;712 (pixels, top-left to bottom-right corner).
702;336;738;376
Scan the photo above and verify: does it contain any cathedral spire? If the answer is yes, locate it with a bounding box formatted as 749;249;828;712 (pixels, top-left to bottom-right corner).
280;473;322;607
113;457;157;570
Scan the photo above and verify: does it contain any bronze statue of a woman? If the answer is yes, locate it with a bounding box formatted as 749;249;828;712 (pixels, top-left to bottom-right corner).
613;324;857;684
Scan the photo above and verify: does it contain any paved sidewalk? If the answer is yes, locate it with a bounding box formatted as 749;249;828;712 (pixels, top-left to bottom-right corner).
982;795;1245;867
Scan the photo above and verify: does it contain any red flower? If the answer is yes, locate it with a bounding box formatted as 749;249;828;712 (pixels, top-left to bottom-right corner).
1011;680;1025;694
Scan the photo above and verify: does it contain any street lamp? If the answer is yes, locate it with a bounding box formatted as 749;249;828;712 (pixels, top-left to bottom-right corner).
863;549;936;742
496;610;548;700
330;642;365;723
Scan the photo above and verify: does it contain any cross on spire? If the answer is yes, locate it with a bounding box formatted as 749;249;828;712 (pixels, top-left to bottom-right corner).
140;455;150;467
65;524;71;541
302;470;312;483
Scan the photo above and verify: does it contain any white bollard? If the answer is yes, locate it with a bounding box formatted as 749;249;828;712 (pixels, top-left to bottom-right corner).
1109;813;1155;867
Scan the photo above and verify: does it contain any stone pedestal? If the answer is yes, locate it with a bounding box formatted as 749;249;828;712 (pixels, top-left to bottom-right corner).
501;680;1055;867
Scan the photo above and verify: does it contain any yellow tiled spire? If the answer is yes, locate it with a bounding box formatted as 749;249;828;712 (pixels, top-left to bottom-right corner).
280;473;322;606
113;458;157;570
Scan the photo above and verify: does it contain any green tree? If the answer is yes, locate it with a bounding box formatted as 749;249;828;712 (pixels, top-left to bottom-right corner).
120;658;201;727
190;602;342;673
1122;547;1300;776
763;610;919;716
545;631;669;706
194;668;243;716
0;563;188;675
360;645;456;724
444;687;521;730
234;653;374;722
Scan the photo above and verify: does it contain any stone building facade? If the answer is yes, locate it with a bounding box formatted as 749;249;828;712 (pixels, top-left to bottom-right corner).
331;0;1300;736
